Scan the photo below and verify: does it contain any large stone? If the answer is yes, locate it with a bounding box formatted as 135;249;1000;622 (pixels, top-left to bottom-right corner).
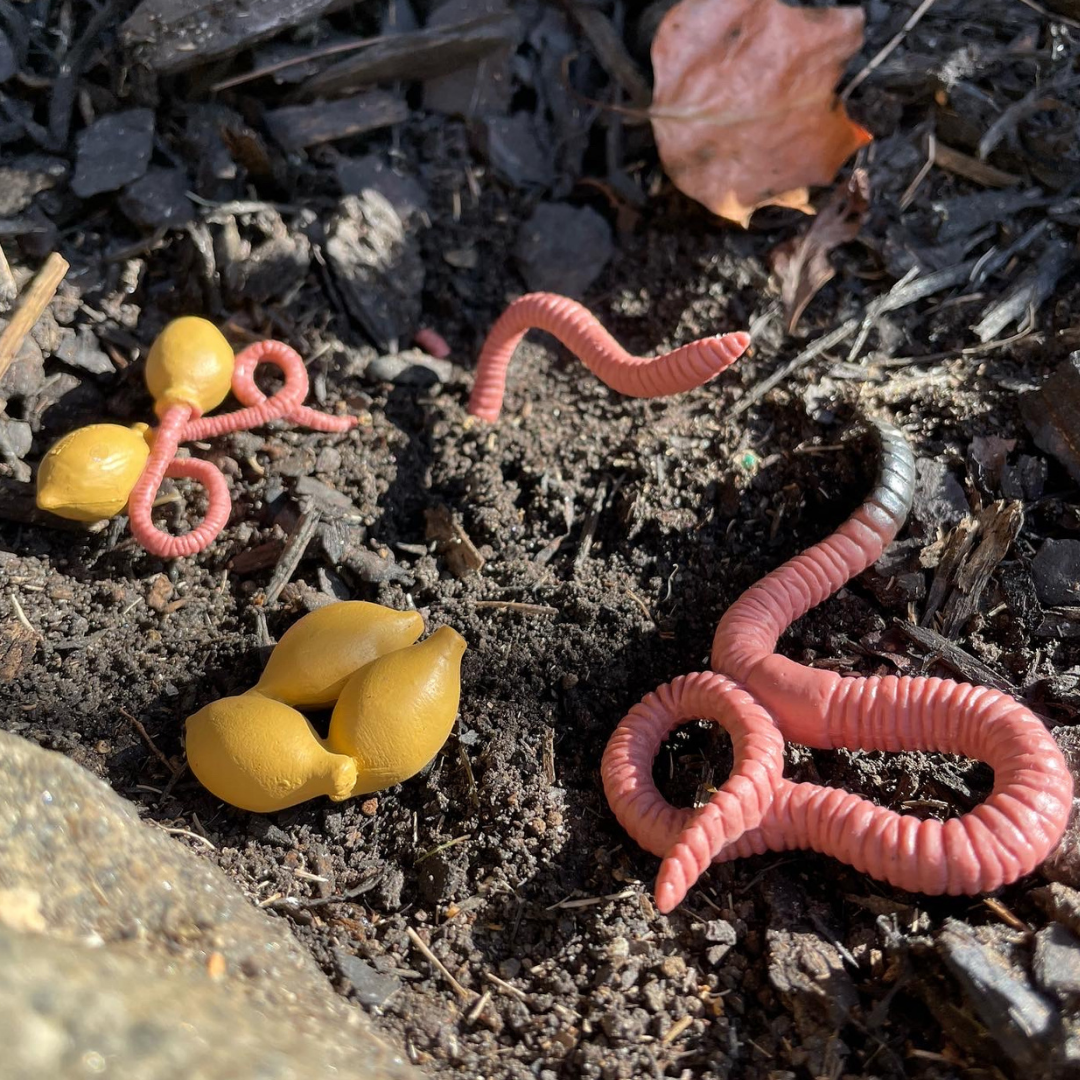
0;731;416;1080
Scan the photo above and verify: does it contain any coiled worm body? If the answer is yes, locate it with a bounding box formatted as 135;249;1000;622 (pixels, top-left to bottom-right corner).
128;338;356;558
468;301;1073;910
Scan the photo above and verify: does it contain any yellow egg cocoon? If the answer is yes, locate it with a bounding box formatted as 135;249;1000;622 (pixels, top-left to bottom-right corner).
253;602;426;709
36;422;151;522
186;692;358;813
326;626;467;796
145;316;234;417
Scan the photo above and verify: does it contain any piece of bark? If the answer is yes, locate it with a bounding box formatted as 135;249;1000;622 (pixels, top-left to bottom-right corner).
425;506;484;577
973;237;1076;343
323;192;423;351
1021;353;1080;484
122;0;349;75
71;110;155;198
936;502;1024;639
298;11;520;100
266;90;410;151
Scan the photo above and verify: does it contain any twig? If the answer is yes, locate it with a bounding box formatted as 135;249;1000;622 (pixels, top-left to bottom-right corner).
545;887;637;910
416;833;472;863
211;34;393;92
485;971;529;1002
0;252;69;384
405;926;477;1002
891;620;1017;694
574;478;610;574
465;990;492;1025
1013;0;1080;29
842;0;939;100
457;744;480;809
731;318;860;418
8;592;37;636
263;509;321;606
120;706;179;775
156;824;217;849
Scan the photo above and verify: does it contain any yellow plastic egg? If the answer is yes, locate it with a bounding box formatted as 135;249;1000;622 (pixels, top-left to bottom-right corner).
253;602;426;709
35;422;151;523
185;692;358;813
145;316;234;418
326;625;467;797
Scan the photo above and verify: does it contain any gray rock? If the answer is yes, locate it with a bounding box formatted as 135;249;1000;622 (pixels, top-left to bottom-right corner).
912;458;969;530
334;950;402;1007
938;918;1060;1073
72;109;155;198
365;350;454;386
1033;924;1080;998
54;326;114;375
477;114;555;189
1032;540;1080;608
324;193;424;351
0;730;417;1080
335;155;429;223
0;416;31;458
515;202;613;299
1021;354;1080;484
120;167;195;230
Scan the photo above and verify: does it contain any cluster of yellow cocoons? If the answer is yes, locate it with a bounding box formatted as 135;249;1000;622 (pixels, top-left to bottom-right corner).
35;317;236;522
185;602;467;813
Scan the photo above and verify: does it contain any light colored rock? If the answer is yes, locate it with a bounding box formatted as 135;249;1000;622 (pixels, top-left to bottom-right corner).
0;730;417;1080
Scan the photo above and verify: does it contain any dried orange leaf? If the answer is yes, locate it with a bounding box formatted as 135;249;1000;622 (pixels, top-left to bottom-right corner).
650;0;871;227
771;168;870;332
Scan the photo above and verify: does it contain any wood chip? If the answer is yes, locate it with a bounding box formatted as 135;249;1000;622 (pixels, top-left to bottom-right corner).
122;0;346;75
425;506;485;577
0;618;37;681
265;90;410;151
298;11;520;100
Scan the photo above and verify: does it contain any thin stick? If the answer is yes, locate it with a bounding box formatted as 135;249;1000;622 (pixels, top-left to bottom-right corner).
405;926;477;1002
1013;0;1080;28
842;0;939;100
210;34;393;92
731;318;860;418
120;706;179;775
263;510;321;606
0;252;69;384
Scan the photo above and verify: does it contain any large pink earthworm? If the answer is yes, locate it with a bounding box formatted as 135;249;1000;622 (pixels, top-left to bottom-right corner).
604;421;1073;910
128;340;356;558
468;292;751;422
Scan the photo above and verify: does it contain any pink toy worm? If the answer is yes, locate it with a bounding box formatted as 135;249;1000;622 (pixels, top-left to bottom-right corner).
467;292;751;422
128;340;356;558
605;420;1071;909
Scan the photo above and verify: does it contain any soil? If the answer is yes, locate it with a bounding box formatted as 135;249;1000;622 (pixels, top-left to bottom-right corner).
2;1;1080;1079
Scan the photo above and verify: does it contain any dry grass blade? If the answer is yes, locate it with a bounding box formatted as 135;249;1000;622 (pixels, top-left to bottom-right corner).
406;926;477;1002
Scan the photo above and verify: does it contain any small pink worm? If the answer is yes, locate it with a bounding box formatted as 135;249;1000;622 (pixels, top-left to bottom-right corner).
415;327;451;359
467;292;751;422
128;340;356;558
